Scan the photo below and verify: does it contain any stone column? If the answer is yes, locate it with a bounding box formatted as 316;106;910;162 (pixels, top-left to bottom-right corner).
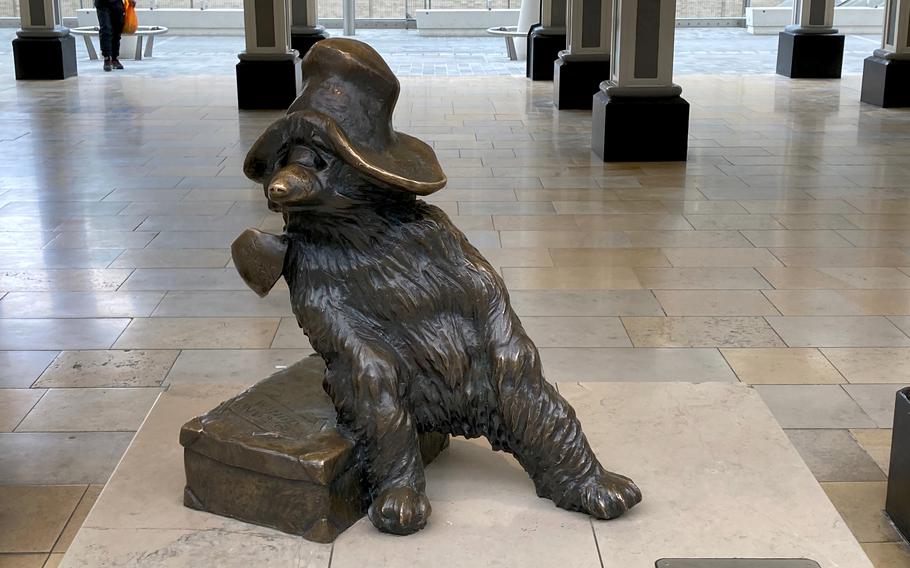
551;0;611;109
591;0;689;161
860;0;910;107
236;0;302;109
12;0;77;80
290;0;328;60
526;0;567;81
775;0;844;78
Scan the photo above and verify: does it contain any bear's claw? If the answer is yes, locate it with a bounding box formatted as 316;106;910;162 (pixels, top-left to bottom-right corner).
368;486;432;535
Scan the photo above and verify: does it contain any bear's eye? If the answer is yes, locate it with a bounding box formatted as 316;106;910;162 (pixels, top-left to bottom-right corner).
287;146;326;170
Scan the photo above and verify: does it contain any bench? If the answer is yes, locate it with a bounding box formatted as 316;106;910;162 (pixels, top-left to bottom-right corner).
486;25;525;60
70;25;169;60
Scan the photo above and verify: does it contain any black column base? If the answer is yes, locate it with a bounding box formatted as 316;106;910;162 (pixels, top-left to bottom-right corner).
554;57;610;110
526;29;565;81
592;91;689;162
886;387;910;542
776;30;844;78
861;56;910;108
290;29;329;61
12;34;78;80
236;56;303;110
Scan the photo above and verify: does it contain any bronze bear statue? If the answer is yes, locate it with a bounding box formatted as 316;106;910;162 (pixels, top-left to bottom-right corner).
232;38;641;536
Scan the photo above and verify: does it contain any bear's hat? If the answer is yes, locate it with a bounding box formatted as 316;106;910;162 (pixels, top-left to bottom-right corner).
244;38;447;196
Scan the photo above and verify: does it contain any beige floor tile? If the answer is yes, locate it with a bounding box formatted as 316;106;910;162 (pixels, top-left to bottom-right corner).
850;429;894;475
0;485;84;553
570;214;693;231
766;316;910;348
763;290;871;316
737;199;861;214
519;316;631;347
843;214;910;230
0;292;164;319
52;485;102;553
844;384;907;428
0;389;45;432
823;348;910;383
0;432;134;485
655;290;779;316
475;248;553;268
0;352;58;389
785;429;886;482
861;542;910;568
684;214;783;230
757;267;853;289
109;249;231;269
754;384;877;429
0;319;129;351
119;268;248;291
548;248;670;267
662;200;748;214
886;315;910;337
623;316;785;347
769;248;910;267
662;247;783;267
42;553;64;568
840;290;910;315
34;350;178;388
501;266;642;290
545;347;741;383
553;200;668;214
491;215;577;230
151;290;293;317
114;317;279;349
625;230;754;248
509;290;663;316
742;230;854;248
270;317;313;349
457;202;555;216
721;348;844;384
16;388;160;432
0;270;133;292
821;482;901;543
819;268;910;289
499;230;629;248
0;554;49;568
773;215;858;230
43;231;157;250
164;349;313;387
635;267;771;289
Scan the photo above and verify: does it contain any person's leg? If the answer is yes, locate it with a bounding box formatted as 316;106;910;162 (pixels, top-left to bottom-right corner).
96;3;113;69
110;2;125;66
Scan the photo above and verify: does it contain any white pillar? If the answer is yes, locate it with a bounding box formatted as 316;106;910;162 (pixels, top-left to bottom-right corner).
541;0;567;31
242;0;294;57
526;0;567;79
237;0;302;109
17;0;66;35
604;0;680;96
291;0;319;31
563;0;611;60
788;0;836;33
881;0;910;58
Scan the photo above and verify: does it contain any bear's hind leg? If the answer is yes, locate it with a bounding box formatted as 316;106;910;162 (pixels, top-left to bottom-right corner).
325;357;431;535
490;340;642;520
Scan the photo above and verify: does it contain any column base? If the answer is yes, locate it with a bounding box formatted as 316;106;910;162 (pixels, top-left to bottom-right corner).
526;28;565;81
12;34;78;80
886;387;910;542
290;28;329;61
861;56;910;108
776;30;844;79
592;91;689;162
553;56;610;110
236;56;303;110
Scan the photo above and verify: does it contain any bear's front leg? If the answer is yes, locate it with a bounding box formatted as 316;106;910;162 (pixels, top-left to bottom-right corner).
324;354;430;535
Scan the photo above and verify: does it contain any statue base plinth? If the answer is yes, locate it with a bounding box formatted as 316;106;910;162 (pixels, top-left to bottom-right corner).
179;356;448;544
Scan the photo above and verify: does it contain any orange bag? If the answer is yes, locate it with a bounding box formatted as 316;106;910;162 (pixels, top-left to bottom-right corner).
123;1;138;34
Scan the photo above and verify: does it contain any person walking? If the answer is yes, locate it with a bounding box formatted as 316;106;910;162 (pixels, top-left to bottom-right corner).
95;0;135;71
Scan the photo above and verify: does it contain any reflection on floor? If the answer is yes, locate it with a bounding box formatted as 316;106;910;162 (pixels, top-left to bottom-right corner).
0;51;909;567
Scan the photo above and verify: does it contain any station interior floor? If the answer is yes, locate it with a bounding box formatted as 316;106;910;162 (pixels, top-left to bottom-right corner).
0;27;909;568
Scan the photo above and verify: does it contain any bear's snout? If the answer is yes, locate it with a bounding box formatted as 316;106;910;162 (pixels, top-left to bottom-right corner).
268;164;319;205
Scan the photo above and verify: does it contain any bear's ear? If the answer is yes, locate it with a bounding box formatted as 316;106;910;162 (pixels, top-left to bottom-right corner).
231;228;288;297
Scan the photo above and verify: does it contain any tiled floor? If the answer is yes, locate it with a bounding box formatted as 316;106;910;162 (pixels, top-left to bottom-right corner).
2;30;910;568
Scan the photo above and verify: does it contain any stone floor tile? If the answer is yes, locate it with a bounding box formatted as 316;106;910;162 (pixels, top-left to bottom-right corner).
843;215;910;230
623;316;785;347
721;347;844;384
769;248;910;268
520;316;631;347
0;250;122;270
821;482;901;543
164;349;313;387
42;553;63;568
850;429;894;475
823;348;910;383
635;267;771;290
861;542;910;568
501;267;643;290
548;248;670;267
843;384;908;428
684;214;783;230
625;230;754;248
0;389;45;432
474;248;553;268
737;200;860;214
16;388;160;432
114;317;279;349
571;214;693;231
52;485;102;553
270;317;313;349
538;347;737;381
491;215;578;231
661;247;783;267
0;292;164;319
741;230;854;248
0;319;130;351
887;316;910;337
766;316;910;348
509;290;663;317
773;214;858;230
0;432;134;484
144;231;238;249
785;429;886;482
34;350;179;388
655;290;779;316
119;268;248;291
151;291;292;317
0;352;58;389
499;230;630;248
819;268;910;289
763;290;870;316
754;385;877;429
0;554;49;568
0;485;84;553
43;231;157;250
109;249;231;269
52;216;147;232
757;267;853;289
0;270;133;292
